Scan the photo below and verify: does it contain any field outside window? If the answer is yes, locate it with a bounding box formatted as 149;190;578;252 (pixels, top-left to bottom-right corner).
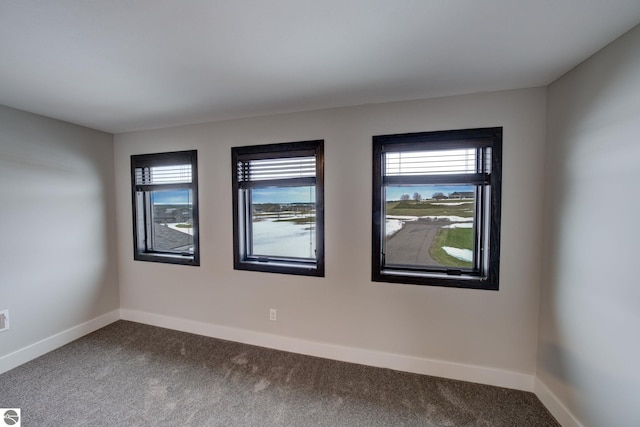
131;150;200;266
232;140;324;277
372;128;501;289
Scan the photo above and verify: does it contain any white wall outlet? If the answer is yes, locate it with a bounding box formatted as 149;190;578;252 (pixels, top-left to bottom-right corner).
0;309;9;332
269;308;277;321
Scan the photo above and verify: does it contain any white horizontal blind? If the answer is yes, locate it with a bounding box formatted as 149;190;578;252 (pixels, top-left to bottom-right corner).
385;149;477;176
238;156;316;182
136;164;192;185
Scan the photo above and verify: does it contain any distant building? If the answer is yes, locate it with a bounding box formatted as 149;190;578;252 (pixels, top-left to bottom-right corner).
449;191;474;199
153;205;192;223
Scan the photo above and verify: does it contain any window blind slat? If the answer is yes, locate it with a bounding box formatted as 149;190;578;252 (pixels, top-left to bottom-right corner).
135;164;192;185
385;149;481;176
238;156;316;182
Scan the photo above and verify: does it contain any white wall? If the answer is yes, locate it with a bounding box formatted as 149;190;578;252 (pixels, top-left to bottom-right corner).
538;25;640;426
115;88;547;387
0;106;119;365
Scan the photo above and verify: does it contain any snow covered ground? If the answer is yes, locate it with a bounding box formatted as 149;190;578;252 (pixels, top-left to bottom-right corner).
420;215;473;222
167;223;194;235
443;222;473;229
168;214;316;258
169;214;470;261
385;215;418;236
442;246;473;262
385;219;404;236
252;218;316;258
385;215;472;237
430;202;474;206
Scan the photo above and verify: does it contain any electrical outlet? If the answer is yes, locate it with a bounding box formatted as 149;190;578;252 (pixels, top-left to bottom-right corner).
0;309;9;332
269;308;277;321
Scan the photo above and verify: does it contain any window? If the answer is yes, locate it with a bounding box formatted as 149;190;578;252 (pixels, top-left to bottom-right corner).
131;150;200;266
232;140;324;276
372;128;502;290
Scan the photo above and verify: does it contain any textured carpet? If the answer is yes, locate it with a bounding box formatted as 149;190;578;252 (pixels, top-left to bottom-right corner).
0;321;559;426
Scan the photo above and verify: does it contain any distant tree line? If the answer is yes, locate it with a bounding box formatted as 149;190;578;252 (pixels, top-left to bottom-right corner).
398;191;473;201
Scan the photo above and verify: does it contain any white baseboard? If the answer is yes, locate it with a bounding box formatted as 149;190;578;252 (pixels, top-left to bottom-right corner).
534;377;583;427
0;310;120;375
120;308;535;392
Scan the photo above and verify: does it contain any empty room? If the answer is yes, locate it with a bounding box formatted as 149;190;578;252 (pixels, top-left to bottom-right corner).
1;1;639;426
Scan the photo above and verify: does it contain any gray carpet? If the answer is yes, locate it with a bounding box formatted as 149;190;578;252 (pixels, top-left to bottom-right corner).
0;321;559;426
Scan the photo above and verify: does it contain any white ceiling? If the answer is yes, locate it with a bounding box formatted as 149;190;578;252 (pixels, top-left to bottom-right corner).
1;1;639;134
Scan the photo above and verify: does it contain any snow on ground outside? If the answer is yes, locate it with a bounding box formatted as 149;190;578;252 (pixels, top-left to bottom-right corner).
386;215;472;222
443;223;473;229
170;214;471;259
386;215;420;221
386;219;404;236
430;202;474;206
385;215;473;237
167;223;193;235
168;213;316;258
442;246;473;262
169;212;470;257
252;217;315;258
419;215;473;222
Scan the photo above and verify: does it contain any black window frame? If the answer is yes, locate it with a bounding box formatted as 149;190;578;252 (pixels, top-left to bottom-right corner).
232;140;325;277
131;150;200;266
372;127;502;290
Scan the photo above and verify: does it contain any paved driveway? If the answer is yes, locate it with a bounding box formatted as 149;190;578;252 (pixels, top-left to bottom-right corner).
385;219;450;267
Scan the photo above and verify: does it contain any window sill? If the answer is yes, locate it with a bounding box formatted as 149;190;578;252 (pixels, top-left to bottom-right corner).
374;269;496;290
134;252;199;267
235;259;323;277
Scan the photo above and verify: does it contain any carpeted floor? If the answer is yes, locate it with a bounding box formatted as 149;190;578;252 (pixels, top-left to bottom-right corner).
0;321;559;426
